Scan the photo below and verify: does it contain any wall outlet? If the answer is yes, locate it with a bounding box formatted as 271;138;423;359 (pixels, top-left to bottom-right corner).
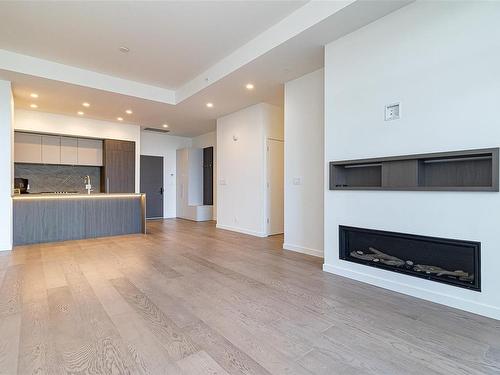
385;102;401;121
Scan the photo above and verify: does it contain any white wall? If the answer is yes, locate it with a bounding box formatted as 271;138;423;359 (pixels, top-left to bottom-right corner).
176;146;213;221
176;148;189;219
192;131;217;219
140;131;191;218
187;148;203;206
192;131;216;149
217;103;283;237
263;104;284;235
284;69;324;257
324;1;500;319
14;109;141;192
0;80;14;251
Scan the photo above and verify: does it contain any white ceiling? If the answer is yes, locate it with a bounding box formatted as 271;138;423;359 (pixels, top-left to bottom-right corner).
0;1;413;137
0;1;305;89
2;68;283;137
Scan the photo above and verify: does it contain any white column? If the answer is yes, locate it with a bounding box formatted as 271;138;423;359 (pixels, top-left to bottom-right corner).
0;80;14;251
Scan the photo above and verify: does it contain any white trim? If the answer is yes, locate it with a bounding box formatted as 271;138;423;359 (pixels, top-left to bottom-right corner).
216;224;267;238
323;263;500;321
0;49;176;104
175;1;355;102
0;81;13;252
283;243;323;258
0;1;355;106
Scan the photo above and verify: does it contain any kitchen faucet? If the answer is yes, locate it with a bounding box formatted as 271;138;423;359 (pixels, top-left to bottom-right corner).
84;175;94;195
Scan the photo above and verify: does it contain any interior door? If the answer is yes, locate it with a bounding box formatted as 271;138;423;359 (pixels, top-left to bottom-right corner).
140;155;164;219
266;139;284;235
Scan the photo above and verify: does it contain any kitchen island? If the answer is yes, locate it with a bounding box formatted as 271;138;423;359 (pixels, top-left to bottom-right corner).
13;193;146;245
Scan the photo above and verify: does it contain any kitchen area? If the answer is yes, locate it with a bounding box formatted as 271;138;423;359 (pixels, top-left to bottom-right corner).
12;130;146;245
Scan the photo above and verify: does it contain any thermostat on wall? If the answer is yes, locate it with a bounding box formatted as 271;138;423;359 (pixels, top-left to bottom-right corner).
385;102;401;121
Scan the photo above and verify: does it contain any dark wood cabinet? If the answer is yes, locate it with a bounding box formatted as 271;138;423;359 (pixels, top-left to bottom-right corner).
101;139;135;193
203;146;214;205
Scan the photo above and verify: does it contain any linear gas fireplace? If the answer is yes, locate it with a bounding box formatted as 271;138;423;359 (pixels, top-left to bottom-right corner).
339;226;481;291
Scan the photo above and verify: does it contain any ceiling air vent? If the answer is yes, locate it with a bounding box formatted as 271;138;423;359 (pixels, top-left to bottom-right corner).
144;127;170;133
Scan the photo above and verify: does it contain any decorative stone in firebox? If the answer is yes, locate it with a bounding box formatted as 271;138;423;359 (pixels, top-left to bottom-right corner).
339;226;481;291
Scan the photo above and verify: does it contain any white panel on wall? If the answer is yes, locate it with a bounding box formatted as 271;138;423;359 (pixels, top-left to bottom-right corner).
266;139;284;235
0;80;13;251
187;148;203;206
324;1;500;319
176;147;213;221
284;69;324;257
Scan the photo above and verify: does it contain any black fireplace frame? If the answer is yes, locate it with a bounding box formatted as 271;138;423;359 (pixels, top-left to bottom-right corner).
339;226;481;291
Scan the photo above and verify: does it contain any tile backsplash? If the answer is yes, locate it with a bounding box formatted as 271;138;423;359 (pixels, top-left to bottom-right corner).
15;163;101;193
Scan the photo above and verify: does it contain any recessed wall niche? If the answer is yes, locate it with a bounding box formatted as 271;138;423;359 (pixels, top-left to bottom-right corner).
329;148;499;192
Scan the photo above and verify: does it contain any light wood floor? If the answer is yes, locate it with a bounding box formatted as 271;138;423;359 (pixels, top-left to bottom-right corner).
1;219;499;375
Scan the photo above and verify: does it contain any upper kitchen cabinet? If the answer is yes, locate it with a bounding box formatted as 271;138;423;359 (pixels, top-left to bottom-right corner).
60;137;78;165
77;138;103;166
102;139;135;193
41;135;61;164
14;131;103;166
14;132;42;163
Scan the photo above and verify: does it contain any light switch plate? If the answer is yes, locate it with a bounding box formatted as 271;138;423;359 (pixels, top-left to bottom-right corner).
385;102;401;121
292;177;302;185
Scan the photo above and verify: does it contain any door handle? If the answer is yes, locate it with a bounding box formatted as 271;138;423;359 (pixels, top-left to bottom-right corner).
160;187;164;195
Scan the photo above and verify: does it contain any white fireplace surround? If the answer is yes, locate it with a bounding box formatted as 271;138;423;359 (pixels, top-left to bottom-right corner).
324;1;500;320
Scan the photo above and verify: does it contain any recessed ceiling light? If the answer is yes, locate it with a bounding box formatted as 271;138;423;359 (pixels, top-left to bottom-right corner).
125;109;133;114
162;124;169;128
245;83;254;90
117;117;123;121
30;104;38;109
77;111;84;116
119;46;130;53
206;102;214;108
30;93;39;98
82;102;90;107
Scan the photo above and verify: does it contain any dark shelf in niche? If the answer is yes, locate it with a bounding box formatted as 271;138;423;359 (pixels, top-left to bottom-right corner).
330;148;499;192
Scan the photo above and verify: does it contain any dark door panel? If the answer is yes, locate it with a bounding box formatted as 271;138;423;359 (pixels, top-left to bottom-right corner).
140;155;164;219
203;147;213;205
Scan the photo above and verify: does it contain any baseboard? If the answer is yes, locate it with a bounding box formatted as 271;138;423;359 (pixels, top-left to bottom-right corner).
283;243;323;258
216;224;267;237
177;216;213;222
0;241;13;251
323;263;500;321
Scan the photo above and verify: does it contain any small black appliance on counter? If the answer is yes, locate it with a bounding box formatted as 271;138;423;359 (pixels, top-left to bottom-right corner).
14;178;29;194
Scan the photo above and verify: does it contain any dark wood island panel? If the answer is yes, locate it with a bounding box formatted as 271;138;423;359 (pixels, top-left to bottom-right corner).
13;194;146;245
